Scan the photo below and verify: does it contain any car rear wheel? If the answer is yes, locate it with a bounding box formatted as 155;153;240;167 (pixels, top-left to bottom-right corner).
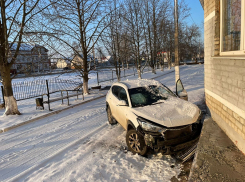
126;129;148;156
107;106;117;125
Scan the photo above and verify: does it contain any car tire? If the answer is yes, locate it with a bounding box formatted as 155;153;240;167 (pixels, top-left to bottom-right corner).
126;129;148;156
107;106;117;125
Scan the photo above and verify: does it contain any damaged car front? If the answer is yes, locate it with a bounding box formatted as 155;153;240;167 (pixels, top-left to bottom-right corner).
127;82;202;160
136;113;202;160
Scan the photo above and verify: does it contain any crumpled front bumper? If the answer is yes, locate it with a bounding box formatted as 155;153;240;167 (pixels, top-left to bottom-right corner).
137;123;202;155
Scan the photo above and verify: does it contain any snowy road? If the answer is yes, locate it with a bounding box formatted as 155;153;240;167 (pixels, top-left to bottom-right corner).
0;98;108;181
0;65;204;181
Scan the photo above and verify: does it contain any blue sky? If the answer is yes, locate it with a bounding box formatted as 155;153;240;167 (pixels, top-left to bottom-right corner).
185;0;204;41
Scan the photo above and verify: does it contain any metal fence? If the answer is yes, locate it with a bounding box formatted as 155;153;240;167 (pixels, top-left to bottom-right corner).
96;67;137;85
0;78;83;103
96;66;160;85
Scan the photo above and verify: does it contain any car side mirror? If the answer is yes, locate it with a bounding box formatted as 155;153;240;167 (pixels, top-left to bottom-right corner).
178;91;187;97
176;79;188;101
118;100;128;106
178;90;188;101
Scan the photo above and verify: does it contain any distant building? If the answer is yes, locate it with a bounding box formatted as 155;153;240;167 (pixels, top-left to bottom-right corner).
56;57;72;69
99;56;111;63
96;56;112;67
157;52;174;63
9;43;50;73
71;54;98;69
50;62;57;69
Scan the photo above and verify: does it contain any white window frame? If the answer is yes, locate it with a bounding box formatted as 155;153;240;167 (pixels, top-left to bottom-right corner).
220;0;245;55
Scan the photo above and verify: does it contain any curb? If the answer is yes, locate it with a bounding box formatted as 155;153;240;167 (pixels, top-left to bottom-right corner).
1;70;175;133
188;116;211;181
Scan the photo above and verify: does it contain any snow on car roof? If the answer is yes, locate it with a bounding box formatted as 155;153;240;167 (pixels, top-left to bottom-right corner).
119;79;162;89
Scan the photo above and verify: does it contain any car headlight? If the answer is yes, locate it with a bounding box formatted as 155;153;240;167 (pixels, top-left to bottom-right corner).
137;117;164;133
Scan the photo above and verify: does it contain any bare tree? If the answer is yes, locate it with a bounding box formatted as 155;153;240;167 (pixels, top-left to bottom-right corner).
124;0;145;79
44;0;110;94
100;0;124;81
156;0;192;71
143;0;171;73
179;24;201;62
0;0;49;115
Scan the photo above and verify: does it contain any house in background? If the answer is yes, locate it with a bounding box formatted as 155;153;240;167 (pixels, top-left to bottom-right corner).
98;56;112;67
9;43;50;73
56;57;72;69
157;51;175;63
199;0;245;153
71;54;98;69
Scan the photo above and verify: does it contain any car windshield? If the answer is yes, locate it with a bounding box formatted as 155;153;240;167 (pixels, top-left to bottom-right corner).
128;85;175;107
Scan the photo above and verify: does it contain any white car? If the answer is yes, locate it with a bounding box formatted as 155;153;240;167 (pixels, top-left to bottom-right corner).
106;79;202;159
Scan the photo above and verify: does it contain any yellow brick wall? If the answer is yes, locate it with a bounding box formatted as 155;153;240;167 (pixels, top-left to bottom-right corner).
204;0;215;18
204;0;245;153
206;94;245;141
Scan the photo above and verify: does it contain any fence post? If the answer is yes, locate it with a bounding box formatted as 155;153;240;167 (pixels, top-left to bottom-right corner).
46;80;51;111
133;67;135;76
67;91;69;105
1;86;5;108
112;70;113;81
61;91;64;104
124;69;125;77
97;72;99;85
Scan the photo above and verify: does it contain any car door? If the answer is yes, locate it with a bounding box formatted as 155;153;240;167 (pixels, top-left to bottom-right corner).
110;85;120;120
116;87;129;129
176;79;188;101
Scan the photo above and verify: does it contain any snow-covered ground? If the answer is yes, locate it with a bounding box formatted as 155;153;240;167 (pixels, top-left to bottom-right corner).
0;65;204;182
0;67;174;131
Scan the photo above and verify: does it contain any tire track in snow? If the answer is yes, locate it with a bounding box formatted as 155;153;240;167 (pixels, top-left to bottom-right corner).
0;98;107;181
0;110;105;166
0;100;105;150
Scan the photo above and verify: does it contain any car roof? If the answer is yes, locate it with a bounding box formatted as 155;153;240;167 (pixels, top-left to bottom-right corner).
117;79;162;89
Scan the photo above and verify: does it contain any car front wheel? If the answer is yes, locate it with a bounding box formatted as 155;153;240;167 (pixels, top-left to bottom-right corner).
126;129;148;156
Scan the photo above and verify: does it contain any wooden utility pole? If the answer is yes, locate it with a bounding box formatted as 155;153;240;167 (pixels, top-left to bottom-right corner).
174;0;179;82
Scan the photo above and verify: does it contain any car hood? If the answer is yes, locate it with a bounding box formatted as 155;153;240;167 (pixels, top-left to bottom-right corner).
131;97;200;127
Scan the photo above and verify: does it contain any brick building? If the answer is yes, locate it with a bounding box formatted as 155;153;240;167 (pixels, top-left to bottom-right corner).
199;0;245;153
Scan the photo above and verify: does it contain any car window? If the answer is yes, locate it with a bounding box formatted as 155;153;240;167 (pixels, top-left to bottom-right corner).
130;93;147;106
112;86;120;99
128;87;159;107
150;85;176;97
112;86;128;103
118;87;129;105
128;85;174;107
